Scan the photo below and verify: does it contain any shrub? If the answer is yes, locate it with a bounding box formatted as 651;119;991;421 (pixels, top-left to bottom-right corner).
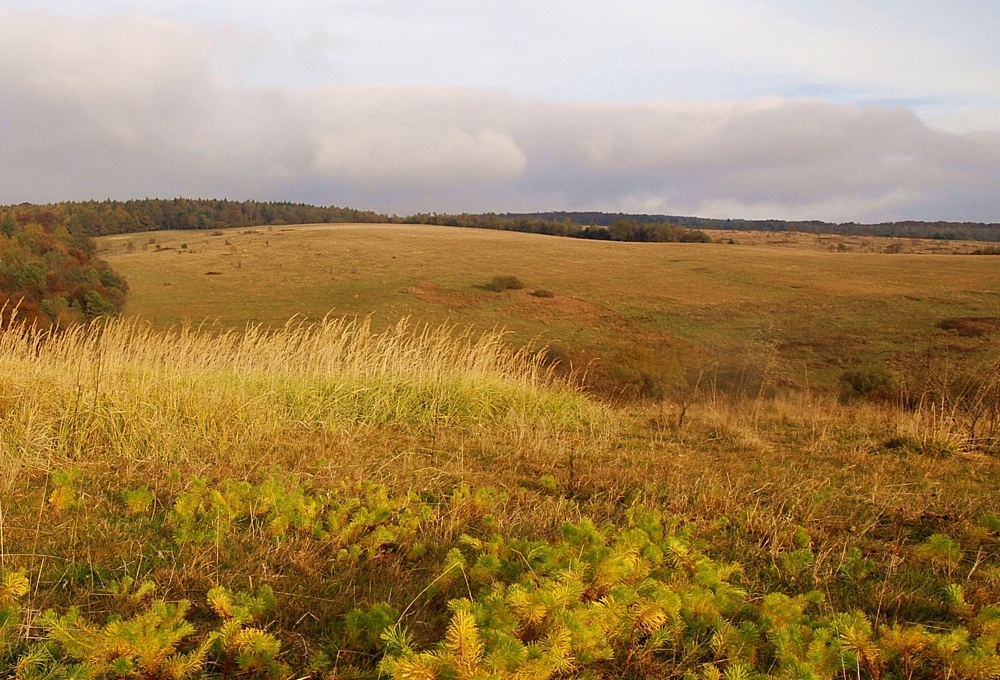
483;275;524;292
680;228;713;243
531;288;555;298
840;367;896;402
972;245;1000;255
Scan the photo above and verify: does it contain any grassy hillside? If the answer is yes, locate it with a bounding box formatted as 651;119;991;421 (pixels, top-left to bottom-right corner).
1;225;998;678
100;223;1000;397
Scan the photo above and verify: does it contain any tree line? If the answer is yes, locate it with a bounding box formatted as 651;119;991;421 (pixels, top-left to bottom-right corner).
399;211;712;242
4;198;999;244
519;211;1000;242
0;199;716;243
0;199;388;237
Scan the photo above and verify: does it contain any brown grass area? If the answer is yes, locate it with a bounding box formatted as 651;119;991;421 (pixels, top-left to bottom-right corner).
2;251;1000;676
507;289;627;329
100;224;1000;397
709;228;991;254
404;280;484;309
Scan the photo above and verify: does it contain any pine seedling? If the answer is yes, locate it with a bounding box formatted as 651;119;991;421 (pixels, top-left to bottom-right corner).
40;599;210;679
914;533;963;576
208;585;282;675
344;603;399;653
0;569;29;608
779;548;815;580
0;569;29;658
944;583;975;620
120;486;155;516
48;469;84;514
107;576;157;605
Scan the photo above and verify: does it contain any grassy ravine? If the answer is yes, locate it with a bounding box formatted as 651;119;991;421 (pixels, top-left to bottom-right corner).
1;315;1000;679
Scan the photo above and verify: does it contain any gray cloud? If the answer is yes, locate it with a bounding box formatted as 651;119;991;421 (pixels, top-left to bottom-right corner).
0;10;998;222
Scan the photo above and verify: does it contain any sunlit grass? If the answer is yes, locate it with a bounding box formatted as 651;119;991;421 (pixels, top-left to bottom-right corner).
0;315;606;486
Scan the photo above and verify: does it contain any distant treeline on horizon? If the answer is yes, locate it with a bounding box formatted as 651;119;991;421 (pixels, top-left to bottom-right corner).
2;198;998;243
516;211;1000;242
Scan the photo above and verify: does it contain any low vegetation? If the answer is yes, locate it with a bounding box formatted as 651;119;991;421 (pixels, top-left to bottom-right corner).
1;308;999;678
1;222;999;677
483;276;525;293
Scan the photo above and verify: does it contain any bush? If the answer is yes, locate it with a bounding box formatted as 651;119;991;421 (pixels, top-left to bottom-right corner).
483;275;524;292
680;229;713;243
531;289;554;298
840;367;895;402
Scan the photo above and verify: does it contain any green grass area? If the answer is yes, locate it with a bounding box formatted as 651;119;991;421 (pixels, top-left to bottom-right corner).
1;226;998;678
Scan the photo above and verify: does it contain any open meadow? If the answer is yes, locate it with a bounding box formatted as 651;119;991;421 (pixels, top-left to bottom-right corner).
1;224;999;678
100;223;1000;397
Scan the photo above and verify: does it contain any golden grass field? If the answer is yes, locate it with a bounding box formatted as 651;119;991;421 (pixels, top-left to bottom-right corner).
0;224;998;678
100;223;1000;393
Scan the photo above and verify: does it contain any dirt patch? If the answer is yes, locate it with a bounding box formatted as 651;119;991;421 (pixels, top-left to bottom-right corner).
508;290;630;330
937;317;1000;337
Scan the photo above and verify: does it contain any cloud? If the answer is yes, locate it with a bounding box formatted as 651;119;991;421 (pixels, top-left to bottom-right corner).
5;1;1000;114
0;9;998;222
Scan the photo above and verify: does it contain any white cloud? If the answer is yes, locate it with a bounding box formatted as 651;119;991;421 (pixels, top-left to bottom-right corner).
0;9;997;222
5;1;1000;114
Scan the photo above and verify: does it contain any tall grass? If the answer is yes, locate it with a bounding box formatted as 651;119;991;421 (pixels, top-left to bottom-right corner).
0;315;605;485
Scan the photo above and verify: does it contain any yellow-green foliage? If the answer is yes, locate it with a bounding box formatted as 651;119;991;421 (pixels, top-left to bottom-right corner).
41;600;209;678
380;508;1000;680
5;583;281;680
0;570;29;657
3;479;1000;678
169;477;438;558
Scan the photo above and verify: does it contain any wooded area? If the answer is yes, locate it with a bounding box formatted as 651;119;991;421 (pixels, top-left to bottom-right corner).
0;200;712;243
0;210;127;327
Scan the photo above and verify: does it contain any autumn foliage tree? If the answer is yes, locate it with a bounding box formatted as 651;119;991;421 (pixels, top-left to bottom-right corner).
0;208;127;328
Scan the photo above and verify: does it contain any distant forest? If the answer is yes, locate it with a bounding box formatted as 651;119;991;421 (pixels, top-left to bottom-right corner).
2;198;997;244
0;199;388;237
0;199;713;244
516;211;1000;242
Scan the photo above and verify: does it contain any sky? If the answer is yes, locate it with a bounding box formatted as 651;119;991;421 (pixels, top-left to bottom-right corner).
1;1;999;222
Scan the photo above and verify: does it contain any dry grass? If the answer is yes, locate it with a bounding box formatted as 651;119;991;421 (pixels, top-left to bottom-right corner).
99;224;1000;394
0;314;605;494
0;316;998;676
707;228;992;254
1;227;998;676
